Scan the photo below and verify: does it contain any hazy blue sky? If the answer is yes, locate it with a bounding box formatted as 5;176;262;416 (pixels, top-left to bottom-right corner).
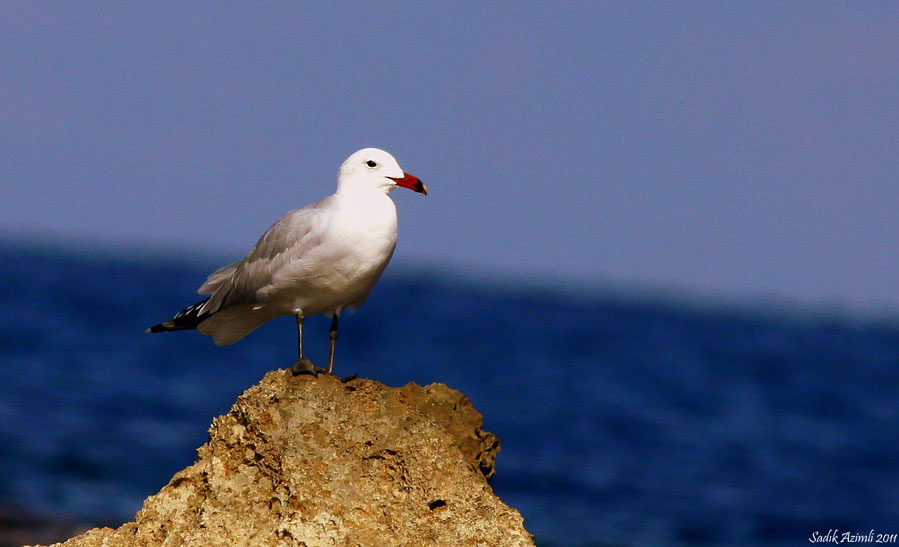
2;3;897;311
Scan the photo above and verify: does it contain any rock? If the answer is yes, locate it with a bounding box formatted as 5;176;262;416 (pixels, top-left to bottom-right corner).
31;370;533;546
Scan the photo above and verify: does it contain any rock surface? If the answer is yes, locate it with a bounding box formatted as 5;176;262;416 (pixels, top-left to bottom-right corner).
31;370;533;546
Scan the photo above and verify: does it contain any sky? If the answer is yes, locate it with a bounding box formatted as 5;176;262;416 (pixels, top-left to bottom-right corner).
2;3;897;312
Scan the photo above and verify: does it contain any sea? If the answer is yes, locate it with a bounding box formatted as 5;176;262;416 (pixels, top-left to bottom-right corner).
1;239;898;546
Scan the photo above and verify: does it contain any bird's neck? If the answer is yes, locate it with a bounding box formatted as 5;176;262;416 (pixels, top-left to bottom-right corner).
335;177;392;196
333;184;397;224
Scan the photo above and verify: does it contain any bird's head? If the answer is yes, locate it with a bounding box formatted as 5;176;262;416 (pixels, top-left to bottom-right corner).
337;148;427;196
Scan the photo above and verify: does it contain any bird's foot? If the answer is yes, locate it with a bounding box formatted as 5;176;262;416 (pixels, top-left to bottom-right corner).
290;359;358;382
291;358;328;377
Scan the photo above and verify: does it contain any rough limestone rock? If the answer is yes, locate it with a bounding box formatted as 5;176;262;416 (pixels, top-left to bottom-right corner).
33;370;533;546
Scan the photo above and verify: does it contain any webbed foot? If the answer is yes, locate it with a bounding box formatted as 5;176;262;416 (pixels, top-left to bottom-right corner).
291;358;328;377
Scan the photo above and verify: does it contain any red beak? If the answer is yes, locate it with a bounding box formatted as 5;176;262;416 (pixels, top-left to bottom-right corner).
389;172;428;195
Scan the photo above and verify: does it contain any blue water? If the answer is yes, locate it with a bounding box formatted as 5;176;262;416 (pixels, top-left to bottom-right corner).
2;239;898;546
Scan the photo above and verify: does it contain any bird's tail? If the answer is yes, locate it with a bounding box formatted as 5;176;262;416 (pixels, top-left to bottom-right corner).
146;298;211;333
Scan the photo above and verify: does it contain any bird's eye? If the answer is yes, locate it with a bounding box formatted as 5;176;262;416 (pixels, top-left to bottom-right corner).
366;160;377;168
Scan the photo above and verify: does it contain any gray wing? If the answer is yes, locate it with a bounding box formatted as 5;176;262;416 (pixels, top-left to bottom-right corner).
198;261;241;295
197;196;335;315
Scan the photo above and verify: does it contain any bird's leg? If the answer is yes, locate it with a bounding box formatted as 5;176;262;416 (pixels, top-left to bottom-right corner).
297;314;306;361
327;315;357;382
327;315;356;382
291;314;325;376
327;314;339;374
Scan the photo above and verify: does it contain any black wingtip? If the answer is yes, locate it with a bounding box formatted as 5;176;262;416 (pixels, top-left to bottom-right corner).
146;322;176;333
146;298;212;334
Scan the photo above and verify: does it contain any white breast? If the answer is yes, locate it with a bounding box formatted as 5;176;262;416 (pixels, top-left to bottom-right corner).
268;189;399;316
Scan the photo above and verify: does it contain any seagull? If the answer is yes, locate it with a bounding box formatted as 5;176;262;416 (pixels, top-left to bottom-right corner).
147;148;427;376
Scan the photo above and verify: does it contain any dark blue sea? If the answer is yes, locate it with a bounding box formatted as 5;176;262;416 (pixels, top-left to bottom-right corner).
2;239;898;546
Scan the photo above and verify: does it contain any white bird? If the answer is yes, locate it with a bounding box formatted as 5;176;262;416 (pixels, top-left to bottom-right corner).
147;148;427;376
